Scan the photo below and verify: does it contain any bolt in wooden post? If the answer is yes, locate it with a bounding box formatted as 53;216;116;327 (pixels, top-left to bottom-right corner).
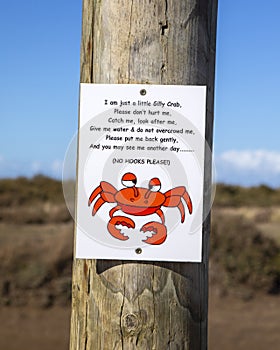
70;0;218;349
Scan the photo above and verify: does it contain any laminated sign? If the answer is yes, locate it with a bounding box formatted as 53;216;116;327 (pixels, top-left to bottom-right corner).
75;84;207;262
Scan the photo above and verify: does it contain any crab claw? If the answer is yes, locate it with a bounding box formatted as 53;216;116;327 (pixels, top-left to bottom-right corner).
107;216;135;241
141;222;167;245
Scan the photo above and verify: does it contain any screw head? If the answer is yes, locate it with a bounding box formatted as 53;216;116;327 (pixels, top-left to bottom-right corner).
140;89;146;96
135;248;142;254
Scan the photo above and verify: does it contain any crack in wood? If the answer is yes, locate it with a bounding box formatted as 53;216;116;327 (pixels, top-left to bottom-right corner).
87;268;91;295
160;20;169;35
127;0;134;83
159;0;169;36
84;299;88;350
160;0;169;84
120;265;125;347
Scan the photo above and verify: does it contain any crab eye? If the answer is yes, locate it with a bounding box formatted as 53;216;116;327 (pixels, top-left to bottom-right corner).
121;172;137;188
148;178;161;192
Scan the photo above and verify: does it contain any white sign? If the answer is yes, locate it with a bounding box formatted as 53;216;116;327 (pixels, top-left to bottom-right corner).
75;84;206;262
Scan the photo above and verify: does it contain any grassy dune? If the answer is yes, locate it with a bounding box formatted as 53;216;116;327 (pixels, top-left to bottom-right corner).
0;177;280;350
0;176;279;306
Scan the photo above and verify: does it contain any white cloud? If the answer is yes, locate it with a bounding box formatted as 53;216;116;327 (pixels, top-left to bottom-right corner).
219;150;280;173
52;160;62;172
216;149;280;187
31;161;42;173
0;158;64;179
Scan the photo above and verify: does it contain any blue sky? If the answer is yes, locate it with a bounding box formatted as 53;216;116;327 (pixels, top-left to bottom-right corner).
0;1;280;187
214;0;280;186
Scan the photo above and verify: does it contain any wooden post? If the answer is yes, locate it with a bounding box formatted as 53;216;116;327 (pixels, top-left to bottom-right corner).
70;0;218;349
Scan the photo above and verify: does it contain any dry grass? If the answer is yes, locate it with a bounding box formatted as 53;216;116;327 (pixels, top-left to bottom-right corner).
0;175;65;205
0;176;279;307
0;222;73;307
211;210;280;296
0;177;280;349
215;183;280;207
0;176;72;224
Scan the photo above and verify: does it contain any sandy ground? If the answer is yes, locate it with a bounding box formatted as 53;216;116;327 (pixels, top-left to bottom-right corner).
1;181;279;349
208;292;280;350
0;292;279;350
0;306;70;350
0;207;279;349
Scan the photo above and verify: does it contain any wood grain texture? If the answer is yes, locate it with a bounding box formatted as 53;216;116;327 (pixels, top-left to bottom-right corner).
70;0;218;349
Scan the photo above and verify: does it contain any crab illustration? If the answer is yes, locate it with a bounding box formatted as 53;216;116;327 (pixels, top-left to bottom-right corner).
88;172;193;245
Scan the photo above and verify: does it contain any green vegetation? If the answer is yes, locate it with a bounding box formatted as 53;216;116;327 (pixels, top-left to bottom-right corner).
1;176;280;207
215;183;280;207
0;176;279;303
0;175;65;206
0;175;71;223
211;184;280;295
211;213;280;294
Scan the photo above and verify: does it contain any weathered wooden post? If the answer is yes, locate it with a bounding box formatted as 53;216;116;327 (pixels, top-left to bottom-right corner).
70;0;218;349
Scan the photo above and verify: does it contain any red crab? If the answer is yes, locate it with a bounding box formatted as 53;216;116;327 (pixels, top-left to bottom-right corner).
88;172;192;245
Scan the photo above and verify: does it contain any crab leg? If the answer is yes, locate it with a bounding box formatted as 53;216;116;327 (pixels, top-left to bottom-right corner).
109;205;121;218
88;181;118;218
88;181;117;206
88;185;102;206
164;186;192;222
156;208;165;224
178;201;185;223
92;197;106;216
183;191;193;215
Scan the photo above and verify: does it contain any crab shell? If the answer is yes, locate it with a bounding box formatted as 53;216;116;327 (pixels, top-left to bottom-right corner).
115;187;166;216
